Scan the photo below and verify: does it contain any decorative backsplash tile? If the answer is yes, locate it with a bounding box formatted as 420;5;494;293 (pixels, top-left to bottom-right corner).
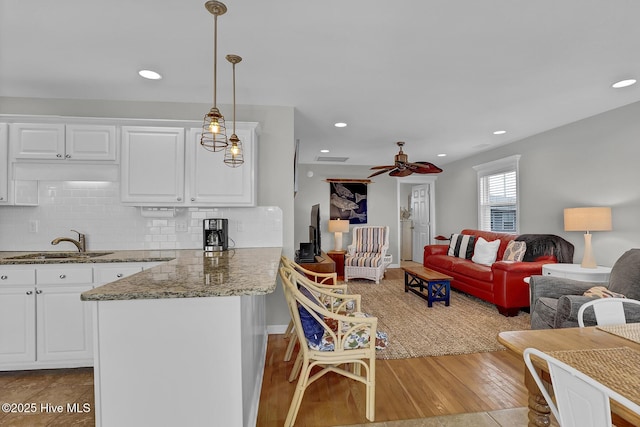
0;181;283;251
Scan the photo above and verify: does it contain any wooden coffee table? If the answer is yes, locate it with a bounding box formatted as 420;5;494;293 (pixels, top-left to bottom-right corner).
402;265;453;307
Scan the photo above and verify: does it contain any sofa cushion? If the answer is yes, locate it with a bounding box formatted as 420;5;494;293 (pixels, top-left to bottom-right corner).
471;237;500;266
461;229;516;261
451;260;493;282
448;233;475;259
426;254;456;270
503;241;527;262
607;249;640;298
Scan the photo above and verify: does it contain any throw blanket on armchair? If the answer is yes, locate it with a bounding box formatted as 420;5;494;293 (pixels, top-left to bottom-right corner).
515;234;574;263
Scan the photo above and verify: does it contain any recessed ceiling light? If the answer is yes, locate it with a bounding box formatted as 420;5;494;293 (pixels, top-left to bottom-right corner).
320;149;330;153
612;79;636;89
493;130;507;135
138;69;162;80
334;122;347;128
437;153;447;157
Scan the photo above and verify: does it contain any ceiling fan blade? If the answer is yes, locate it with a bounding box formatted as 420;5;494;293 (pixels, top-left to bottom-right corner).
389;168;413;177
370;165;396;170
368;168;394;178
408;161;443;174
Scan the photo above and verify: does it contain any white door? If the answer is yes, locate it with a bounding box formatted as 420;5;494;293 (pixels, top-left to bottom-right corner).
411;184;431;262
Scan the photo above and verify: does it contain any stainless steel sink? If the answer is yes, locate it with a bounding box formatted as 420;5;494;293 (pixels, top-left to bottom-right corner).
6;251;113;260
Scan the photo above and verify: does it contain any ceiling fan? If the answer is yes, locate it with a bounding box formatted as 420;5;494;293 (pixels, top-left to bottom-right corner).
368;141;443;178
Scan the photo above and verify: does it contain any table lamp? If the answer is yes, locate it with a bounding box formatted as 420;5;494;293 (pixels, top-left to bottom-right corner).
564;207;612;268
328;219;350;251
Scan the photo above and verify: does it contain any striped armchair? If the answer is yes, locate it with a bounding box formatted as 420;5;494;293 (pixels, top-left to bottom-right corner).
344;226;391;284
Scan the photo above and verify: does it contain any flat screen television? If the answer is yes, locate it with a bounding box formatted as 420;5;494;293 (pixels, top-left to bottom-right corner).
309;204;321;256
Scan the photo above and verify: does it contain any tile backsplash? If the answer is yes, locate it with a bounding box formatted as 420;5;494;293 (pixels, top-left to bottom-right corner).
0;181;283;251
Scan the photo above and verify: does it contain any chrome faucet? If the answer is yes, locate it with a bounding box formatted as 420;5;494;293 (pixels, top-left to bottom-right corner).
51;229;86;253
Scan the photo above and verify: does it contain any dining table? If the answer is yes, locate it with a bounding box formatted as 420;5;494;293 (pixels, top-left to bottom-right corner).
498;324;640;427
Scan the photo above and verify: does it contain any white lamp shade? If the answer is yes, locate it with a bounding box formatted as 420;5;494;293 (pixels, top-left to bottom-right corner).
564;207;612;232
328;219;350;233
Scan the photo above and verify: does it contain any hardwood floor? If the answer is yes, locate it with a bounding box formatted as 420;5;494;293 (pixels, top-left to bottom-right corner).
257;335;529;426
0;267;530;427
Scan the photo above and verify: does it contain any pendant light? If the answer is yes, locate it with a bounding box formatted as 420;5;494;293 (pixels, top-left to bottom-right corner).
200;1;228;152
224;54;244;167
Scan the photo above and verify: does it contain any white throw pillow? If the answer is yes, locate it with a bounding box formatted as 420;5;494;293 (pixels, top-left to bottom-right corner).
471;237;500;266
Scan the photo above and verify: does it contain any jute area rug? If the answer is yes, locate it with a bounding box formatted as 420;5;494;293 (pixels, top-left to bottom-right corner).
344;276;531;359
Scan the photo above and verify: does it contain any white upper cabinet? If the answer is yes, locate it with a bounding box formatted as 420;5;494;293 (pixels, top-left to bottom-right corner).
120;126;186;204
186;122;257;206
121;122;257;207
0;123;7;203
10;123;116;161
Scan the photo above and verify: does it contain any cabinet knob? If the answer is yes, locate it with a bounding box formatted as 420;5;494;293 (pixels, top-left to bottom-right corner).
191;198;195;201
36;289;42;294
117;273;123;278
59;274;66;279
0;197;4;201
0;275;7;280
65;154;71;158
177;197;182;201
56;153;63;158
26;290;33;295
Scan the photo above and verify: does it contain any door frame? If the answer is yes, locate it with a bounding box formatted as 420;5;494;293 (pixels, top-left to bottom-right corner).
396;175;437;264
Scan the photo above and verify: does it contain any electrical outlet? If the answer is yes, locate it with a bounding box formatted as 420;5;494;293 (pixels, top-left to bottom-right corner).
237;221;244;232
29;220;39;233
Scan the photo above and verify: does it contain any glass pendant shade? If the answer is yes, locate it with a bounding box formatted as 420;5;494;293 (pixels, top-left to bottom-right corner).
200;1;228;152
224;54;244;167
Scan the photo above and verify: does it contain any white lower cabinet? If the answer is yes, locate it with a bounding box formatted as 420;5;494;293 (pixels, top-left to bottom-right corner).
0;262;160;371
36;283;93;363
0;285;36;364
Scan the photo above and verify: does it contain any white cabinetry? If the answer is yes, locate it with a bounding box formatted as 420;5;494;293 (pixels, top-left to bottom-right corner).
35;267;94;363
120;126;186;204
122;122;257;207
0;261;160;371
10;123;116;161
0;123;7;203
0;269;36;364
186;123;257;206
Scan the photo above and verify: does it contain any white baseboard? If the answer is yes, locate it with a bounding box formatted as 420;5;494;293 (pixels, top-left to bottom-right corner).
267;324;289;334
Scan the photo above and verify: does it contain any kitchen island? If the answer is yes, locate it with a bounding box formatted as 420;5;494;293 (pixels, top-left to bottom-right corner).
81;248;281;427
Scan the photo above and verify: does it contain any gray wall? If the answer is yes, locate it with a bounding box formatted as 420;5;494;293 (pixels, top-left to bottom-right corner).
435;101;640;267
0;96;295;327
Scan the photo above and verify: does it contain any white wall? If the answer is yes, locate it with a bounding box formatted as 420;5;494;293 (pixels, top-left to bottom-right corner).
0;96;294;326
435;100;640;267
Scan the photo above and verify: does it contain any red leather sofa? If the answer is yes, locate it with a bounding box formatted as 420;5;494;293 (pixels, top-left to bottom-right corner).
423;229;569;316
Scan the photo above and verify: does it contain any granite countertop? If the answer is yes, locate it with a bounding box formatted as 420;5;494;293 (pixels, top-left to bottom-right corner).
0;250;178;265
81;247;282;301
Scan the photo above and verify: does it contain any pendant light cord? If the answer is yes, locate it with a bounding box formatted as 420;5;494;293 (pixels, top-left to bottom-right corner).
232;61;236;134
213;14;218;107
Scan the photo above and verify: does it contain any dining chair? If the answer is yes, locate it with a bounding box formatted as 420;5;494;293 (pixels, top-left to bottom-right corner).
280;256;344;362
523;347;640;427
577;297;640;327
280;266;377;427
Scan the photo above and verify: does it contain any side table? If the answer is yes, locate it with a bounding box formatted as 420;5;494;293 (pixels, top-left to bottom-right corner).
542;263;612;283
327;250;346;280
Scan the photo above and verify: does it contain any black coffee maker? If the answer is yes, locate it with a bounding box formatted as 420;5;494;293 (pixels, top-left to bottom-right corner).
203;218;229;252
